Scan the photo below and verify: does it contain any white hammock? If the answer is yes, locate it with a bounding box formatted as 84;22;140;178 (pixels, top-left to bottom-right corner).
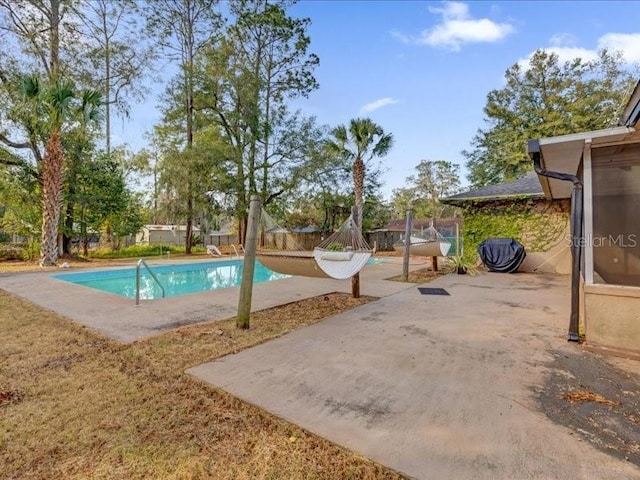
312;215;372;279
256;213;372;280
393;225;451;257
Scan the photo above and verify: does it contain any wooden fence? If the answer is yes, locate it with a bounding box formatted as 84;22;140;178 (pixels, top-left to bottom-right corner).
204;234;239;247
260;232;325;251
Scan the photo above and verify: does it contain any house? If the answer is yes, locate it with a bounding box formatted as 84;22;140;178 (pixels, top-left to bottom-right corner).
136;224;200;246
527;80;640;355
442;171;571;274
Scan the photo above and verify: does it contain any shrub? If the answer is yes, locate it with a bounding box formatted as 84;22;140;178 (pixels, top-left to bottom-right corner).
89;244;184;259
0;243;25;261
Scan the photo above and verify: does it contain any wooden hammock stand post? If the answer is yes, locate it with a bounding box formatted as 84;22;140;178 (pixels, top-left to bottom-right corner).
351;206;360;299
402;209;413;282
431;217;438;274
237;195;261;329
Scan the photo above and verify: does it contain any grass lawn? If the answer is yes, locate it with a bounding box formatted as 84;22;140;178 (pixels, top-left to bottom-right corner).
0;290;403;479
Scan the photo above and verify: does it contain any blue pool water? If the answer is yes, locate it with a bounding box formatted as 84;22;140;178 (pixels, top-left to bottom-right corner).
52;259;290;300
52;257;389;300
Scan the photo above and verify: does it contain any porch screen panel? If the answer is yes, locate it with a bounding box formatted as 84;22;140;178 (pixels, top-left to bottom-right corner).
591;144;640;287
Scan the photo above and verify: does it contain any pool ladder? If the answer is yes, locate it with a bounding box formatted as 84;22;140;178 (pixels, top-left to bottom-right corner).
135;259;165;306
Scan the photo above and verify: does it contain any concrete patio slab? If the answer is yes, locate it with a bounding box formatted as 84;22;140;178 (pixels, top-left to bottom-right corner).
0;257;422;343
189;272;640;480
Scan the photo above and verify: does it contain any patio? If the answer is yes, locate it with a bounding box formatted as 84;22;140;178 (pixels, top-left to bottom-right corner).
190;271;640;479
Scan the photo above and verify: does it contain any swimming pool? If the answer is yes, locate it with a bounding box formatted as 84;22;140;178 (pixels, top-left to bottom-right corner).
52;259;290;300
52;257;390;300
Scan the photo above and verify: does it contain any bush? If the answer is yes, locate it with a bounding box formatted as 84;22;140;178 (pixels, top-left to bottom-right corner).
0;243;25;261
89;244;185;259
22;241;40;261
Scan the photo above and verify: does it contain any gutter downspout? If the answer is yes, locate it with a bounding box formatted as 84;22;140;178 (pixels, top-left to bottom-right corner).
528;139;582;342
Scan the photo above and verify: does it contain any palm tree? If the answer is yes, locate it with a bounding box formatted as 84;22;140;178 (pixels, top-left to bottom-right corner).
327;118;393;230
20;76;102;266
327;118;393;298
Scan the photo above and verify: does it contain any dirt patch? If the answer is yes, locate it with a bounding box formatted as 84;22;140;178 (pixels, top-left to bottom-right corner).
0;389;24;406
536;350;640;465
386;267;451;284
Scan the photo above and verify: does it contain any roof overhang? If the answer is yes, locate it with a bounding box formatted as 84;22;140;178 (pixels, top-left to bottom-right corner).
442;192;545;205
620;80;640;127
534;126;637;199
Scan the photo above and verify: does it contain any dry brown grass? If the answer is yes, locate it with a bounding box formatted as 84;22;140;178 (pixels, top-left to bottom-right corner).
0;258;132;274
0;290;403;480
562;390;619;407
0;254;216;274
386;267;452;284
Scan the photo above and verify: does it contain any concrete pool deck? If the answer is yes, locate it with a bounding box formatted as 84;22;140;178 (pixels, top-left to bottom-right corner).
0;256;426;342
189;272;640;479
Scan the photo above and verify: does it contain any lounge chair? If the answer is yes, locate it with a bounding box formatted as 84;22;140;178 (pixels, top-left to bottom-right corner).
206;245;223;257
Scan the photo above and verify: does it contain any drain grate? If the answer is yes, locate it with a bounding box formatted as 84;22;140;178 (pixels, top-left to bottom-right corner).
418;287;450;296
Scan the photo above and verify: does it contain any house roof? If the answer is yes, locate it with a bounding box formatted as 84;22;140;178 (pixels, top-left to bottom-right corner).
291;226;321;233
442;171;544;204
381;218;462;232
144;224;200;232
530;125;638;199
620;80;640;127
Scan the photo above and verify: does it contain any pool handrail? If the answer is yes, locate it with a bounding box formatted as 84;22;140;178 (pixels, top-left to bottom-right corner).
135;259;166;305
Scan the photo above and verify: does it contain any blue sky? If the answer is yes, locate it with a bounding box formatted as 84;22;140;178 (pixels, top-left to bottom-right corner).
117;1;640;198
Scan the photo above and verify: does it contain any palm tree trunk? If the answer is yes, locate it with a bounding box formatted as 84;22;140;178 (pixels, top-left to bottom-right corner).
40;131;64;266
353;156;365;231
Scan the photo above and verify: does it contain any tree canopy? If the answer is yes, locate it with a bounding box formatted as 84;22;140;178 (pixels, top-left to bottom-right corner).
463;49;637;187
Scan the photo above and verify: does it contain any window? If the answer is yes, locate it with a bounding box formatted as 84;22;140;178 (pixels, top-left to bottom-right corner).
591;143;640;287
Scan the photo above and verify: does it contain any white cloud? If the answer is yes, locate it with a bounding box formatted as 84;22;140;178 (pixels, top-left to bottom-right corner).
549;33;578;47
598;33;640;63
517;46;598;70
518;32;640;69
359;97;398;114
390;30;411;44
391;2;514;51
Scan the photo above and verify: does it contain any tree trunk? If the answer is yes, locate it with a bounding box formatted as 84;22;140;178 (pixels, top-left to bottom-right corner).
105;25;111;155
186;191;193;254
353;156;365;229
40;131;64;266
49;0;61;79
63;201;74;255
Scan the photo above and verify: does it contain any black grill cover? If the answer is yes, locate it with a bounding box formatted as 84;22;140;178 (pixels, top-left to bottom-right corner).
477;238;526;273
